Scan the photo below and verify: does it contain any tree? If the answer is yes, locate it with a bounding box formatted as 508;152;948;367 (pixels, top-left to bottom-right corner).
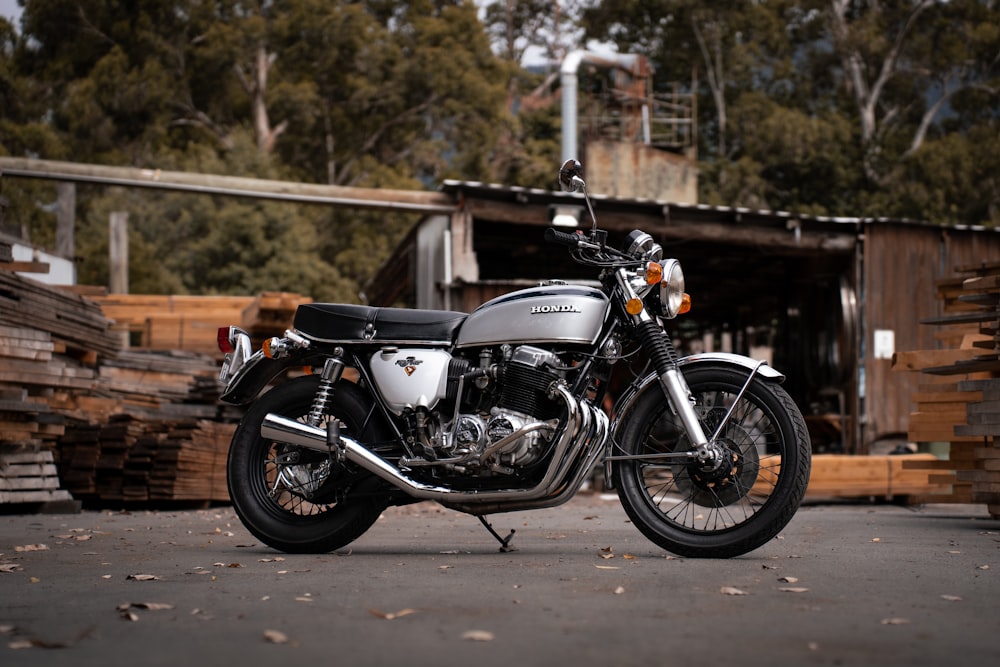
823;0;1000;185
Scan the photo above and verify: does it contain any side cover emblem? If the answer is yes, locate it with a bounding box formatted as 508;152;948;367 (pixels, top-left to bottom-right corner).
395;356;423;376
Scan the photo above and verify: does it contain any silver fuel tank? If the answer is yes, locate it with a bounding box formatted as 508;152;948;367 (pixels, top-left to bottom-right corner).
455;284;609;348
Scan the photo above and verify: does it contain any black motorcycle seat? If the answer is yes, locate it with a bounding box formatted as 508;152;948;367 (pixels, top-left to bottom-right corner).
294;303;468;344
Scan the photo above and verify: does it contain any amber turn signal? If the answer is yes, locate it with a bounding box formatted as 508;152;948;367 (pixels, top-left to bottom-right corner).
679;293;692;314
625;298;644;315
645;262;663;285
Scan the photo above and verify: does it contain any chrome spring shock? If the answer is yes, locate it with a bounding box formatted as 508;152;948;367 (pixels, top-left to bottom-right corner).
306;353;345;427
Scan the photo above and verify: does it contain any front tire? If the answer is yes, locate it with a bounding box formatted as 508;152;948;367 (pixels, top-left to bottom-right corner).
612;365;811;558
227;376;389;553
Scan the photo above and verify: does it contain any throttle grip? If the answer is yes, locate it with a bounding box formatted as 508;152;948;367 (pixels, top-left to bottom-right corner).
544;227;583;248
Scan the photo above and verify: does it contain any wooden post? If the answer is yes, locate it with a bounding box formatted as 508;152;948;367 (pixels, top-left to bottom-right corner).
56;182;75;259
109;211;129;295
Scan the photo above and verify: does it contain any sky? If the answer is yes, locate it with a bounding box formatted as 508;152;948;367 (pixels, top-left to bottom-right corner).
0;0;19;25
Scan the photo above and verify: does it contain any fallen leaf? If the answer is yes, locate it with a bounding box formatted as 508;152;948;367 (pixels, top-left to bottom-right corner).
126;574;160;581
130;602;174;610
623;554;637;560
940;595;962;602
880;617;910;625
264;630;289;644
976;564;989;570
8;639;34;649
461;630;495;642
594;565;619;570
14;544;48;552
778;576;799;583
369;608;417;620
258;557;285;563
599;553;615;560
0;624;14;634
0;564;20;573
613;586;625;595
720;586;748;596
779;587;810;593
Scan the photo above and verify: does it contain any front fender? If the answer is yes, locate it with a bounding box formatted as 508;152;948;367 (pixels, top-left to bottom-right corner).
610;353;785;441
219;351;312;405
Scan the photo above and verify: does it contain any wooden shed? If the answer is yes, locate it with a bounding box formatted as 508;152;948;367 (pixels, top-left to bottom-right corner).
366;180;1000;455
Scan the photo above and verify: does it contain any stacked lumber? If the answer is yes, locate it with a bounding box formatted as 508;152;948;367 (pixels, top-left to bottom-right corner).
90;291;310;356
805;453;946;499
0;270;121;359
0;269;256;508
0;447;75;505
893;260;1000;518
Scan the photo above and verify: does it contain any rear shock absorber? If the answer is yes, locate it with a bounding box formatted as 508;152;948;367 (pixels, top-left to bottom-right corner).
306;352;345;427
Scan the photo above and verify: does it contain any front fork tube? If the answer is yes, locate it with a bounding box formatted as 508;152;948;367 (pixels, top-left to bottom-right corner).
658;367;708;449
619;273;713;465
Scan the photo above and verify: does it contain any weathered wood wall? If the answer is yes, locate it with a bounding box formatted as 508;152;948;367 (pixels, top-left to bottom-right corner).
863;223;1000;449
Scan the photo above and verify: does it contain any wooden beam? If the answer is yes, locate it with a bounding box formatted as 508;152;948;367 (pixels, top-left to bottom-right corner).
0;157;456;214
0;261;50;273
656;220;856;252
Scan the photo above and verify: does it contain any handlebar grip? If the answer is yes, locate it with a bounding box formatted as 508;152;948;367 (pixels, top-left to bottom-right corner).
544;227;583;248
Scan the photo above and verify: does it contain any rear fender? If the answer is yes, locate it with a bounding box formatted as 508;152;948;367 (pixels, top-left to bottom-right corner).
220;351;313;405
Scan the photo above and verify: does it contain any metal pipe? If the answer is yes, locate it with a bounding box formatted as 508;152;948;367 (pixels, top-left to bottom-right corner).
560;50;642;162
259;383;593;505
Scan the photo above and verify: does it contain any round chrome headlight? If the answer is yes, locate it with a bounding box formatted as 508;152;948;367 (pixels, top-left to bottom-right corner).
658;259;685;318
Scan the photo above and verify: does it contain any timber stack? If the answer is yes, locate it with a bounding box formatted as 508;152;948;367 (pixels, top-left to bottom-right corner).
892;260;1000;519
0;268;305;509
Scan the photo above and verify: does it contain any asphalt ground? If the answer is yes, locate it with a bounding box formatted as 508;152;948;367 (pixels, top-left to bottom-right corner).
1;494;998;667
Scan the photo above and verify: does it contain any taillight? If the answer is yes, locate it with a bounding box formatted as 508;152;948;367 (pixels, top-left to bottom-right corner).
217;326;234;354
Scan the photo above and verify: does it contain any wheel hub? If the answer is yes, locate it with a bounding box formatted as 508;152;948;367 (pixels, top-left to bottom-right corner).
679;433;761;507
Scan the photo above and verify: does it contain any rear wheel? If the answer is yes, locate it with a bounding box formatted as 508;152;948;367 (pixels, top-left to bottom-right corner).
612;365;811;558
227;376;389;553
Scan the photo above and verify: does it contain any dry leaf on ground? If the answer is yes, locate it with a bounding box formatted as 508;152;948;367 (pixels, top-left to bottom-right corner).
462;630;495;641
369;608;417;620
880;617;911;625
264;630;289;644
720;586;749;596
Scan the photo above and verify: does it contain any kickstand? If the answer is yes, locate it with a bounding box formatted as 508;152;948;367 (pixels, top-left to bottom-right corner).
477;515;516;552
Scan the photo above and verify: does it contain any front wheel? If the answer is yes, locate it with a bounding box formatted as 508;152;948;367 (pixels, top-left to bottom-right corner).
612;365;811;558
227;376;390;553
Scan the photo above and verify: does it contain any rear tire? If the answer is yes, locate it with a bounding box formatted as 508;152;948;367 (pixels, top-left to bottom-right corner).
227;376;388;553
613;365;811;558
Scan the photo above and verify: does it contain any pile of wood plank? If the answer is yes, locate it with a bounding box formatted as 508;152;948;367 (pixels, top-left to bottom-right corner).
892;260;1000;518
0;447;76;505
0;269;296;509
90;291;311;356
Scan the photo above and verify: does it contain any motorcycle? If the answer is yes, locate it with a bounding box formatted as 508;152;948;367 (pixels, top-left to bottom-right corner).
216;159;811;558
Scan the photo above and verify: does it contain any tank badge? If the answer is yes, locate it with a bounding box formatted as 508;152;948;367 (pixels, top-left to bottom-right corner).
530;304;582;314
395;356;422;376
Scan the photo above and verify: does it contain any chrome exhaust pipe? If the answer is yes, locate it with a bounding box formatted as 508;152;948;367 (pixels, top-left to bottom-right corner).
259;383;602;506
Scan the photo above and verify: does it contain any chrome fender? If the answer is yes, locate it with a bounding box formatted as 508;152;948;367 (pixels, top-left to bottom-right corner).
609;352;785;443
